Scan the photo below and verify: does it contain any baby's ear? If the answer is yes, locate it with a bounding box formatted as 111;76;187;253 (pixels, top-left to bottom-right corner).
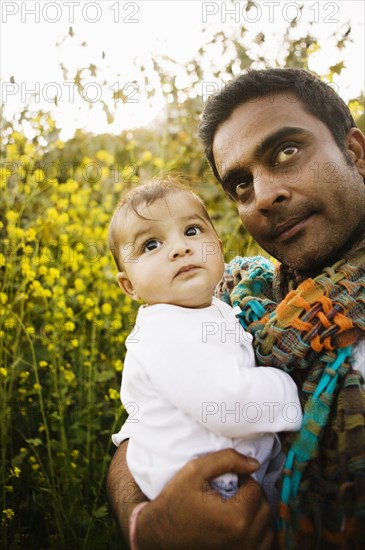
116;272;140;301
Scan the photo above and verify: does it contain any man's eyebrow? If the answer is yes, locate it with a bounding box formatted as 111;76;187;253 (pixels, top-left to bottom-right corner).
255;126;310;158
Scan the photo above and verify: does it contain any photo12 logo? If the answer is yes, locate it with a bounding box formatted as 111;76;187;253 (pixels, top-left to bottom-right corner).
1;1;140;24
201;2;340;24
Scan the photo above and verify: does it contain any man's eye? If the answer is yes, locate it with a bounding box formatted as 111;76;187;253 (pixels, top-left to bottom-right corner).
275;145;299;165
235;181;250;196
143;239;161;252
185;226;202;237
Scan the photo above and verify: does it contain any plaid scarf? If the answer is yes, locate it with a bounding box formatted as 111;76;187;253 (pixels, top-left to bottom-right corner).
216;248;365;549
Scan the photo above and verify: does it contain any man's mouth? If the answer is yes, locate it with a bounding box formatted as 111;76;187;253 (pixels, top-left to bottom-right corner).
273;214;313;241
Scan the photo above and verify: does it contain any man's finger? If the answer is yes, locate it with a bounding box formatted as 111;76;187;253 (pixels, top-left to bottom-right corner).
188;449;260;482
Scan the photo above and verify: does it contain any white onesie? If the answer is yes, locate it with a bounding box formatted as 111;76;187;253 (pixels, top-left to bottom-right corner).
112;297;302;500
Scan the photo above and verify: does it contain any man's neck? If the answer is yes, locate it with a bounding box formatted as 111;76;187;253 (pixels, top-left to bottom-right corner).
274;229;365;299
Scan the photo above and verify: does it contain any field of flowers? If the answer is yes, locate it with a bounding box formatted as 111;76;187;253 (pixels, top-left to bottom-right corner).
0;95;242;548
0;115;146;549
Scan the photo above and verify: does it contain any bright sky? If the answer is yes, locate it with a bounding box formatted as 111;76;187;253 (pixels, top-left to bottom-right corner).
1;0;364;139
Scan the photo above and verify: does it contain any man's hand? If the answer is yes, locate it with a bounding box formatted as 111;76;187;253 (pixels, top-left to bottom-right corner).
138;448;273;549
107;443;274;549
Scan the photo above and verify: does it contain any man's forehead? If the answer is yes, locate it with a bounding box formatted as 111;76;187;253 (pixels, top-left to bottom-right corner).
216;93;309;137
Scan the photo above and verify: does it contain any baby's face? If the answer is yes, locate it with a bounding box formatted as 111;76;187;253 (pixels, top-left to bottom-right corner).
117;192;224;308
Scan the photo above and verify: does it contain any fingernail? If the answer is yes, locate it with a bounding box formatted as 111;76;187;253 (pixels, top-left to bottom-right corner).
246;457;260;467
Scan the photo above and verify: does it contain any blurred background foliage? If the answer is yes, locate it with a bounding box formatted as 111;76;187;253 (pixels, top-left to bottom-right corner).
1;6;364;549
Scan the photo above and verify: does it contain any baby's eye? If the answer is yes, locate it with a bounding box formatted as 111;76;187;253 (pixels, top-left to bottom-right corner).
275;145;299;165
185;226;202;237
143;239;161;253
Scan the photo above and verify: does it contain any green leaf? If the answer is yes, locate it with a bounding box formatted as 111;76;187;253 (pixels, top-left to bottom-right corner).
25;437;43;447
94;505;108;519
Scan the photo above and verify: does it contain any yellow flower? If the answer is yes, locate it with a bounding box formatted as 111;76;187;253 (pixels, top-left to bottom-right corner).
0;253;6;267
85;297;94;308
2;508;15;521
71;449;79;460
141;150;153;163
153;157;164;169
23;245;34;255
0;292;8;305
10;467;21;478
6;318;16;329
34;169;45;182
21;263;36;281
46;207;58;220
58;212;69;224
6;210;19;223
58;198;69;210
39;361;48;367
48;267;60;279
0;367;8;377
71;339;79;348
33;383;42;391
63;370;76;384
95;150;115;166
114;359;123;372
74;278;85;292
25;228;37;242
102;303;112;315
108;388;120;400
71;194;82;206
63;321;75;332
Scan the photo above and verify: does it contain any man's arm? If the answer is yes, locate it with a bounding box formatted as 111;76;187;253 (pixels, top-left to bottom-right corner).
106;441;274;549
106;440;147;544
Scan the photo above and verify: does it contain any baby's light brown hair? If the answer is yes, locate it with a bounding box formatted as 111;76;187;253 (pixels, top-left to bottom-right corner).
108;176;214;272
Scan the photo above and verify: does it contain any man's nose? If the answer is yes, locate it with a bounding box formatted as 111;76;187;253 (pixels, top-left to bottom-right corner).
169;239;192;260
254;169;291;215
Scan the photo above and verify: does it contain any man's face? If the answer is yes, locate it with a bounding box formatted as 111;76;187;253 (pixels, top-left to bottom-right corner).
117;192;224;308
212;93;365;272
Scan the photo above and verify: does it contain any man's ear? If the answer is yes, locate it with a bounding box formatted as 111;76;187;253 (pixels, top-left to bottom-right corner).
116;272;140;301
346;128;365;177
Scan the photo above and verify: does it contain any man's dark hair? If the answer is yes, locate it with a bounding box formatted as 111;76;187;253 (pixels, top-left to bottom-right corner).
198;68;356;182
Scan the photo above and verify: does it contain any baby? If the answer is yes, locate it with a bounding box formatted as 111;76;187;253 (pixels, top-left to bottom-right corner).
109;178;302;501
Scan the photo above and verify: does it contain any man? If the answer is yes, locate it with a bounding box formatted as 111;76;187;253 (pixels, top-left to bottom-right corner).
106;68;365;549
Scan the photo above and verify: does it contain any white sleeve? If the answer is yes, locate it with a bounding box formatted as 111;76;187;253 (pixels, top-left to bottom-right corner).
131;308;302;439
111;426;130;447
